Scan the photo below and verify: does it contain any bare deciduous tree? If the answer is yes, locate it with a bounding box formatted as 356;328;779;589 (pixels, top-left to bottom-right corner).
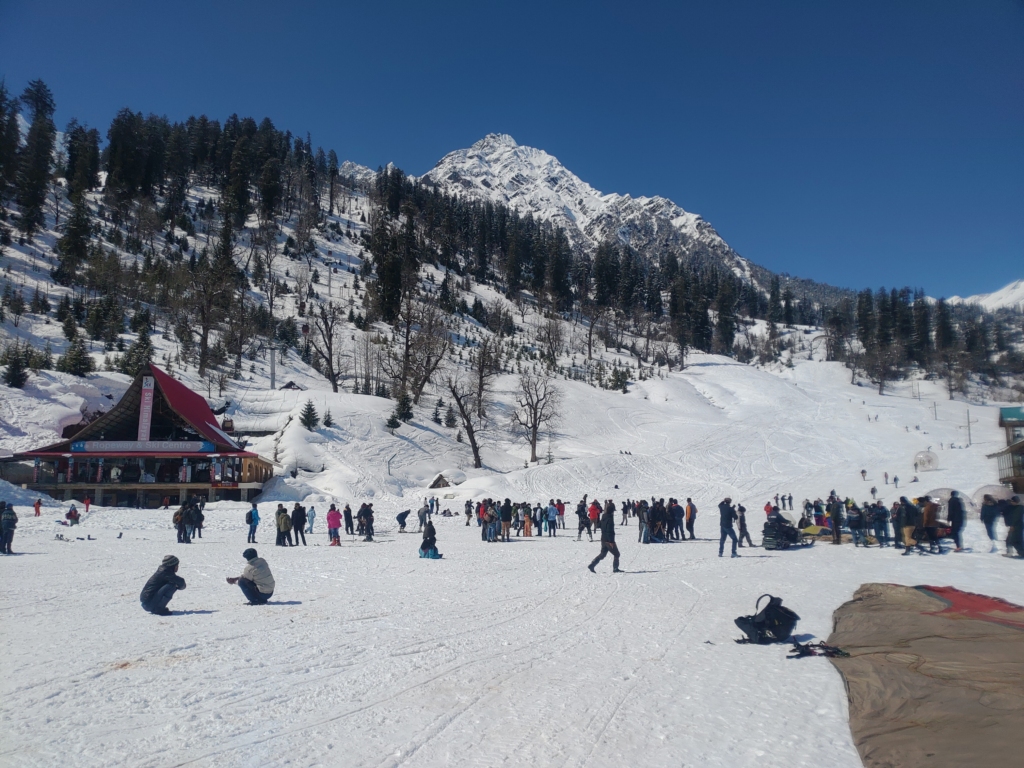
309;301;346;392
445;368;485;469
536;316;564;363
510;371;561;463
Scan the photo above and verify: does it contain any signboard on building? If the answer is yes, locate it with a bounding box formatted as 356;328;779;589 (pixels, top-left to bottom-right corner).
137;376;155;441
70;440;217;453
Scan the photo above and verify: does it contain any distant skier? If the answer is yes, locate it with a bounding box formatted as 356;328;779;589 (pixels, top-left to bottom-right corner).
140;555;186;615
718;498;739;558
396;509;411;532
588;504;621;573
226;548;275;605
861;469;866;480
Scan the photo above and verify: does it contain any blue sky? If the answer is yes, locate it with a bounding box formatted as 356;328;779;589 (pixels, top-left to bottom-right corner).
2;0;1021;297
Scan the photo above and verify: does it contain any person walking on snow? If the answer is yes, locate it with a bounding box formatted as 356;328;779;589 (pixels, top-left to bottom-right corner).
589;504;621;573
718;498;739;558
140;555;185;615
246;503;260;543
306;506;316;534
33;498;41;517
417;503;429;532
227;548;275;605
547;501;559;536
343;503;354;536
84;496;91;515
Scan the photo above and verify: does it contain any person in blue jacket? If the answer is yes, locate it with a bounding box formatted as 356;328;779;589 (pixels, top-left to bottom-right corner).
547;500;559;537
246;502;260;543
140;555;186;615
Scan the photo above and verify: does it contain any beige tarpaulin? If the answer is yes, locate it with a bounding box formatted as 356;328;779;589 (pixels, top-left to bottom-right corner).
827;583;1024;768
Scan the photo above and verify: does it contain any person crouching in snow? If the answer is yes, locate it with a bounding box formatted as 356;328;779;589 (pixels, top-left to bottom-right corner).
227;549;275;604
419;519;443;559
140;555;186;615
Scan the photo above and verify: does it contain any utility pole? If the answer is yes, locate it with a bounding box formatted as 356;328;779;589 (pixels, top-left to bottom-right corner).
270;345;276;390
933;401;938;421
966;408;978;447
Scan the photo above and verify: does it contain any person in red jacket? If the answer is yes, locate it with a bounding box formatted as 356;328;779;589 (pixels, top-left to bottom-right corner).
84;496;91;514
556;499;565;529
763;501;772;517
33;498;42;517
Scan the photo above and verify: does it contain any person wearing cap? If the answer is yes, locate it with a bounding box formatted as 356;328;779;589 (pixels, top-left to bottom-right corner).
140;555;186;615
980;494;1001;553
718;497;739;558
227;549;275;604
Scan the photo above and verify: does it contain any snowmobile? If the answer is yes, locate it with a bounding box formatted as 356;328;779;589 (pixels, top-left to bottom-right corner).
762;518;811;550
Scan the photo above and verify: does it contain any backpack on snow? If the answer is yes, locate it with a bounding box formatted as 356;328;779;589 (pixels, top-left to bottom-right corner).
245;510;253;525
735;594;800;645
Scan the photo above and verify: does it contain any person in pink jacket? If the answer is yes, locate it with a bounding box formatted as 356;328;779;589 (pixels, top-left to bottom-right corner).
326;504;343;546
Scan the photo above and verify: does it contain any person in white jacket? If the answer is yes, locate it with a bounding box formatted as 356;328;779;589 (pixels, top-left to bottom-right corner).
227;548;275;605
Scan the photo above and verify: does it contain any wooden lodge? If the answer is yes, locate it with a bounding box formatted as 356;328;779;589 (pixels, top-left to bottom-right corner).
989;406;1024;494
2;364;274;507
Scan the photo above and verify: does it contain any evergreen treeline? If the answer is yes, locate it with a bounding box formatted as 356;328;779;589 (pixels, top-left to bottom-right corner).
0;77;1021;402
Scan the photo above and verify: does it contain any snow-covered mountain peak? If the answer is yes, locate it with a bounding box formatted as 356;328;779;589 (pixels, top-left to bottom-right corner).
423;134;754;281
470;133;519;151
948;278;1024;313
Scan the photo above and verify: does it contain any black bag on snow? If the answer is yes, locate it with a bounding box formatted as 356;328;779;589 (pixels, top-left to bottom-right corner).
735;594;800;644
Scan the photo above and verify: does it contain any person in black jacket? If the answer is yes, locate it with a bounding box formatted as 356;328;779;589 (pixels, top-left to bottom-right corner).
588;506;620;573
420;519;442;557
291;504;307;546
500;499;513;542
140;555;186;615
343;503;354;535
947;491;966;552
737;504;754;548
718;498;739;558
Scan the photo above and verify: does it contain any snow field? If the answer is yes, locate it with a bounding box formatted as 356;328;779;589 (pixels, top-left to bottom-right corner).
1;503;1021;768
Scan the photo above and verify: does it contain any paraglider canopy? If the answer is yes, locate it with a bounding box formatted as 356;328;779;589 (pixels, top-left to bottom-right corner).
914;450;939;471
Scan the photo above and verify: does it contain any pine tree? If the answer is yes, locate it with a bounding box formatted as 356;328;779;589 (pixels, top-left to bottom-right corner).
445;404;458;428
119;332;154;377
386;413;401;434
322;409;334;428
54;337;93;377
15;80;56;238
2;345;29;387
54;190;92;285
0;83;21;206
431;398;443;424
299;399;320;431
395;391;414;422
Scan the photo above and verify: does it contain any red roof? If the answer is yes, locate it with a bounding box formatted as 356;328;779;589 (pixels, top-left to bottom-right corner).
149;365;240;450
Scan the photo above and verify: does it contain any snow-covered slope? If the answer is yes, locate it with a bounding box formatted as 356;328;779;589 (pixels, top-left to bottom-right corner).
949;278;1024;312
421;134;754;280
